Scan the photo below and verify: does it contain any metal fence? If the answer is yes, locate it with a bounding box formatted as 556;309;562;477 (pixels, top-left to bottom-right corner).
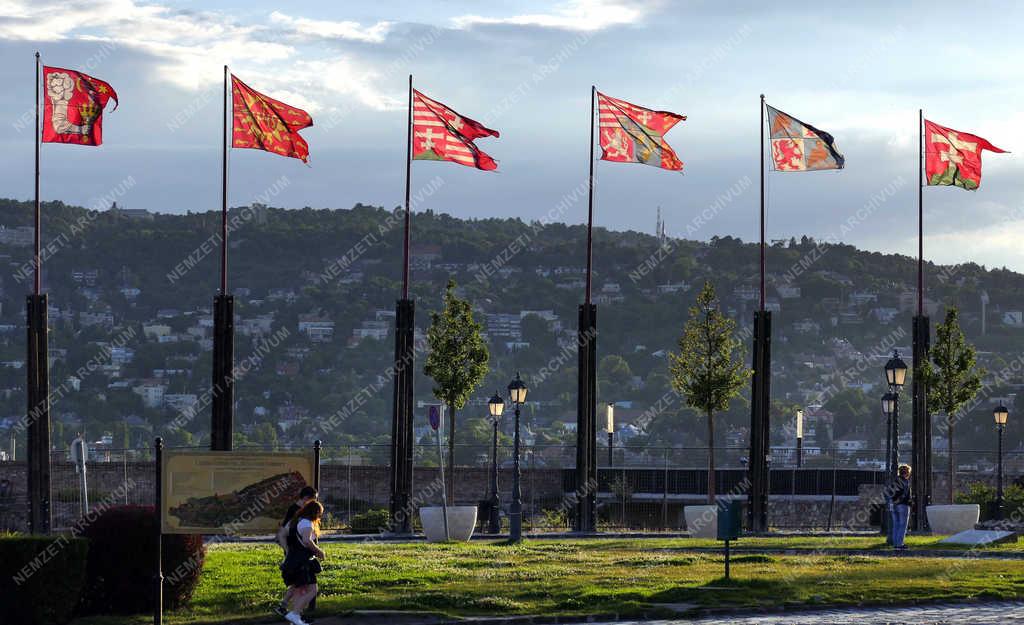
2;444;1021;534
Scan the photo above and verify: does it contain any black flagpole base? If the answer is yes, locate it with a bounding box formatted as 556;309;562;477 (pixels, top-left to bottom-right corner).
210;294;235;451
574;303;597;532
747;310;771;533
911;315;931;531
26;294;51;535
389;298;415;534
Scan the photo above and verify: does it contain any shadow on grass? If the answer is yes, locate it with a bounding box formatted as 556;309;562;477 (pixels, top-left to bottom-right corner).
649;575;795;607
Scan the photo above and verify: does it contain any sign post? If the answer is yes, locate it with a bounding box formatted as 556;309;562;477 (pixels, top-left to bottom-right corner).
717;500;743;580
429;404;450;541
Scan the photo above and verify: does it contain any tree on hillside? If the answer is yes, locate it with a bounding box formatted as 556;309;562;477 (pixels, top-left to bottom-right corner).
668;282;751;503
424;280;490;502
920;307;984;503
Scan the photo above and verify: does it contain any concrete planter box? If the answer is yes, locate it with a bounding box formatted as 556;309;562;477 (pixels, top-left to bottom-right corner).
927;504;980;535
684;504;718;538
419;506;477;542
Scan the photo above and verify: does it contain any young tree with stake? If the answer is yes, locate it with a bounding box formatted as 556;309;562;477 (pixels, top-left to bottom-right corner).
920;307;983;503
424;280;490;502
669;282;751;503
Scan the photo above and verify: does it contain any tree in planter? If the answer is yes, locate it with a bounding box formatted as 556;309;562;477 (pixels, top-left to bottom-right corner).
424;279;490;503
668;281;751;504
920;307;983;503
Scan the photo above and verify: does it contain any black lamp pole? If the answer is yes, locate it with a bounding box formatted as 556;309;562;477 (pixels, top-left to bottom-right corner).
508;373;527;543
997;422;1005;520
489;416;500;533
487;392;504;534
995;404;1008;520
891;390;900;478
884;351;907;480
510;402;522;542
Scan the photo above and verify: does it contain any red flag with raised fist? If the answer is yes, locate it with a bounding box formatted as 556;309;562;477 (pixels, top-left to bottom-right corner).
597;92;685;171
412;89;499;170
42;66;118;146
232;75;313;162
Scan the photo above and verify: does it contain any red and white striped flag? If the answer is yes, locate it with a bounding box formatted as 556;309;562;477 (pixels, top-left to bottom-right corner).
412;89;499;170
597;91;685;171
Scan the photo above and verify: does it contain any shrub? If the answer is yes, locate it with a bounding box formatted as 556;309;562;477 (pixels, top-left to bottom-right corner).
0;534;89;624
349;508;390;534
79;505;205;614
955;482;1024;521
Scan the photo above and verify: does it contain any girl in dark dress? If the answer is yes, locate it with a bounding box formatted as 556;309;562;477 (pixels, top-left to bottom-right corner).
280;501;325;625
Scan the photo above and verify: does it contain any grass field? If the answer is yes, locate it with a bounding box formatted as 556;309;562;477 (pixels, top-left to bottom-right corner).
70;537;1024;624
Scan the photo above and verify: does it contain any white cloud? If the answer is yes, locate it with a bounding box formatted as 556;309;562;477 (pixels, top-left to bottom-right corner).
0;0;401;106
452;0;654;32
268;11;392;44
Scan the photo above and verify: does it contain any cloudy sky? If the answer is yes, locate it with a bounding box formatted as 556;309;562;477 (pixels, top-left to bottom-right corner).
2;0;1023;270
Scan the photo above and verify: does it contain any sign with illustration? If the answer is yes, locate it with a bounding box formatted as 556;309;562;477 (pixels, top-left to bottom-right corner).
160;450;314;534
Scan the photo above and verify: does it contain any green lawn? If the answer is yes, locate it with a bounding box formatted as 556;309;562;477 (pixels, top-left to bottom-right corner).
71;538;1024;624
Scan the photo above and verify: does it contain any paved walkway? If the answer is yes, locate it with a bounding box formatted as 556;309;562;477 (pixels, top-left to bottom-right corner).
615;601;1024;624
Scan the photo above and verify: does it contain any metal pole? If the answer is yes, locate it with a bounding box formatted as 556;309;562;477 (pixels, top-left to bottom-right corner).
918;108;923;317
154;437;163;625
34;52;41;297
489;418;500;534
585;85;595;305
313;440;322;493
759;94;765;311
892;390;900;478
885;409;893;479
796;437;803;469
221;65;228;296
724;539;730;580
608;432;614;469
662;447;668;530
997;424;1005;520
827;444;837;531
510;403;522;542
402;75;412;299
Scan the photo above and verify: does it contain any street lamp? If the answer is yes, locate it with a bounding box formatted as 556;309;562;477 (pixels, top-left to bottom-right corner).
487;391;505;534
885;351;908;388
795;409;804;468
606;403;615;468
507;372;528;542
883;350;907;480
881;391;898;477
994;404;1009;520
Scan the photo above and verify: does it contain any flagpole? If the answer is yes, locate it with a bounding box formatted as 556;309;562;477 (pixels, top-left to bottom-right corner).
585;85;595;305
759;94;765;311
221;65;229;295
918;108;923;316
402;74;412;300
34;52;41;297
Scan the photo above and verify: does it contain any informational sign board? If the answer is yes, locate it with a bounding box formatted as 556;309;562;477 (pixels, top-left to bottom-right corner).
161;450;314;534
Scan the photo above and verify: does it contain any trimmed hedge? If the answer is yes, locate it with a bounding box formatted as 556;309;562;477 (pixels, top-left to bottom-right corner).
79;505;206;614
0;534;89;624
